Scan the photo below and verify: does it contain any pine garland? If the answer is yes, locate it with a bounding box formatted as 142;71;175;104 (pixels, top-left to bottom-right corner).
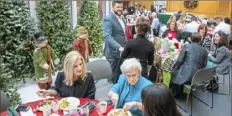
78;0;103;57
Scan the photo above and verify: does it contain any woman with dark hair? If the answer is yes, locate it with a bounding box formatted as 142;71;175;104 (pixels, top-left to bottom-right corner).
141;83;182;116
208;31;231;75
162;21;182;41
150;4;156;13
198;24;212;51
172;32;208;93
224;17;231;25
121;17;154;78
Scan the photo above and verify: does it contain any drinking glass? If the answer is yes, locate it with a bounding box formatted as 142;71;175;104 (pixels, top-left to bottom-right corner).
43;106;51;116
52;103;59;114
99;101;107;113
81;107;89;116
96;104;103;116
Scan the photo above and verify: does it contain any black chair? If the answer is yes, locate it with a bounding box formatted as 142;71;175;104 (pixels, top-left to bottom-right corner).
184;67;217;116
86;59;113;101
0;90;10;112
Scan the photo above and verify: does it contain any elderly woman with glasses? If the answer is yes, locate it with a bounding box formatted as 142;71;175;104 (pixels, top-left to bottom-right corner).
108;58;152;116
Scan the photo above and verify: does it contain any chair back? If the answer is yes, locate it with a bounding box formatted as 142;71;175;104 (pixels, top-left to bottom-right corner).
0;90;10;112
191;67;217;86
86;59;113;81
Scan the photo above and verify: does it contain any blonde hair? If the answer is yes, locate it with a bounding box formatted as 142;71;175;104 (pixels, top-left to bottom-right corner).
63;51;87;86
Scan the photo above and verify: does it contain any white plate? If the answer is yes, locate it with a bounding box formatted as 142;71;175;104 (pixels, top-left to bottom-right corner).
107;109;132;116
59;97;80;110
37;100;55;111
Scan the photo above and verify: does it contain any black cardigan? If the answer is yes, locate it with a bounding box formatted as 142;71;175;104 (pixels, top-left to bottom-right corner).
121;35;154;77
52;72;96;99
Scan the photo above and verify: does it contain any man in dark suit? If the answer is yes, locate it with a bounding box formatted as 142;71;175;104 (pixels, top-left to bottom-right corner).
103;1;126;84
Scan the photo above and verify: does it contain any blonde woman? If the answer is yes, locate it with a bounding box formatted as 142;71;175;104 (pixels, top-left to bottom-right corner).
37;51;96;99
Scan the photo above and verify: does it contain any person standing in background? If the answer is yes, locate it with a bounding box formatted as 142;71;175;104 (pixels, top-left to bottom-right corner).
183;16;199;33
121;17;154;78
127;2;135;15
214;16;230;35
103;1;126;84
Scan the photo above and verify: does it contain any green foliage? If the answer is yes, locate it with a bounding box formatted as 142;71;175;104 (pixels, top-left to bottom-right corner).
36;1;75;69
0;1;34;106
78;0;103;57
0;68;21;107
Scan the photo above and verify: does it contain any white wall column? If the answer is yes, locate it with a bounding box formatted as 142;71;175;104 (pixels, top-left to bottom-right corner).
105;1;112;16
29;1;38;27
71;1;77;29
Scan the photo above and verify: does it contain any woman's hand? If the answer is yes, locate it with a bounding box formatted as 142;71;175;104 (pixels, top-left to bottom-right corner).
111;93;119;107
37;89;56;97
208;53;213;57
123;102;137;111
37;89;49;97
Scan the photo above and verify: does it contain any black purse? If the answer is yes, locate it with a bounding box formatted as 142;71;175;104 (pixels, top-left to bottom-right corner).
194;75;219;92
204;75;219;92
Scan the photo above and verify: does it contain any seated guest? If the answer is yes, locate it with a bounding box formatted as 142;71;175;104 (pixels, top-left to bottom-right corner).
177;15;185;32
183;16;199;33
37;51;96;99
223;17;231;25
141;83;182;116
121;17;154;78
198;24;212;51
167;15;176;24
172;32;208;85
108;58;152;116
228;23;232;54
162;21;182;41
214;16;230;35
208;31;231;75
127;2;135;15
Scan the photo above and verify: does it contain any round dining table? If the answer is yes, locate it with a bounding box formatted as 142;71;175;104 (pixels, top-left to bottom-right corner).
0;97;114;116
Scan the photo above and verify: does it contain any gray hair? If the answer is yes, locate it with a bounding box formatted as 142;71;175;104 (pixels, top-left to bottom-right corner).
120;58;142;74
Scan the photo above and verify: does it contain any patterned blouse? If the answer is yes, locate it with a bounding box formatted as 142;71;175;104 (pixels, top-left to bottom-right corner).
199;35;212;51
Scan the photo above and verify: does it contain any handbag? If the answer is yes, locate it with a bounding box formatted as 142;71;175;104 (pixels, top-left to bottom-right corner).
204;75;219;92
194;75;219;92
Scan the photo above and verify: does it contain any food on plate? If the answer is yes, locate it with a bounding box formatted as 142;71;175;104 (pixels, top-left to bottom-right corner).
38;99;54;110
109;109;128;116
59;99;70;109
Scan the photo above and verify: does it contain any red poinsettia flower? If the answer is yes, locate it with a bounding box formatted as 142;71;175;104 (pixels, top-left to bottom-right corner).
174;42;179;49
